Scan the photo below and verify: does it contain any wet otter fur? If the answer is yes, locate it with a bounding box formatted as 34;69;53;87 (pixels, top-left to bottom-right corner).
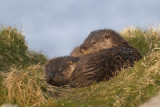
44;56;79;86
70;29;141;59
69;46;142;88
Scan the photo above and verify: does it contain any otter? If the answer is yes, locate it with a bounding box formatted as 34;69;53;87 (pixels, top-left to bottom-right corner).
70;29;141;59
70;46;83;57
44;56;79;86
69;46;141;88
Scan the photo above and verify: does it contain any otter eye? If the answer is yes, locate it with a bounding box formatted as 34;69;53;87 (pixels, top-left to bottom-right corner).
92;41;96;44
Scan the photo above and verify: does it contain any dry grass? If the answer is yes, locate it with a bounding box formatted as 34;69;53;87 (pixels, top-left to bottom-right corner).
2;64;55;107
121;26;160;56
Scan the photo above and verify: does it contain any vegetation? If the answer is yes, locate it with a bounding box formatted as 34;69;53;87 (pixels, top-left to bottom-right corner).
0;26;47;71
121;27;160;56
0;26;160;107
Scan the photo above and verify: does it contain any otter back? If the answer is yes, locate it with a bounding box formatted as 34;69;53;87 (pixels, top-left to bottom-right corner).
69;46;142;88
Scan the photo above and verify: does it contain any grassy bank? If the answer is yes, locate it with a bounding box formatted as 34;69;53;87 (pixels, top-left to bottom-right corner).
0;26;47;71
0;26;160;107
0;26;48;106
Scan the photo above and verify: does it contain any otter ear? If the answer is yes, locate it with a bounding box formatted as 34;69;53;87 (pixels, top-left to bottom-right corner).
67;61;73;65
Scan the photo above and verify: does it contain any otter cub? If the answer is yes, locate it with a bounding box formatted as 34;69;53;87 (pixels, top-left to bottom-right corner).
44;56;79;86
70;29;141;59
69;46;141;88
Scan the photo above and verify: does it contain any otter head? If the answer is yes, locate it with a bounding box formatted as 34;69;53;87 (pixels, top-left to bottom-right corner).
79;29;128;55
44;56;79;86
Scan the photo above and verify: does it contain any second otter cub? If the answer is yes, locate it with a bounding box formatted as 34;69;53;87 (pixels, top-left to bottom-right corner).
70;29;141;59
44;56;79;86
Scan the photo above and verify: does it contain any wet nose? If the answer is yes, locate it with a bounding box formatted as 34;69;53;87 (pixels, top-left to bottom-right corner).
80;45;87;50
45;72;55;81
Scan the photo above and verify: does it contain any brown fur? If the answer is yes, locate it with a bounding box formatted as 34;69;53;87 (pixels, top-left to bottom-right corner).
69;46;142;88
70;29;141;58
44;56;79;86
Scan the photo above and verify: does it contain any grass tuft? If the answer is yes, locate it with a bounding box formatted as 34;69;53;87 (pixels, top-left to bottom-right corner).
2;65;55;107
0;26;47;71
121;27;160;56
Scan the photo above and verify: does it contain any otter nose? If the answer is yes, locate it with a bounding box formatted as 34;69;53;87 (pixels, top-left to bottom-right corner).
45;72;55;81
80;45;87;50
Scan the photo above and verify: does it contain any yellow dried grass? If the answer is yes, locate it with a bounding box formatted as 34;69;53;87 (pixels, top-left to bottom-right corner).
3;65;54;107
